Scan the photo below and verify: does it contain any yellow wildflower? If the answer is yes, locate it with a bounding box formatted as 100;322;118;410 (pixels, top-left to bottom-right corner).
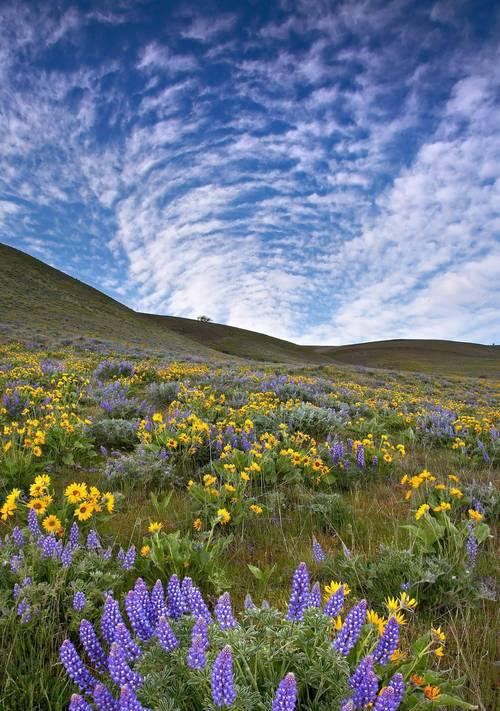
42;514;61;533
148;521;163;533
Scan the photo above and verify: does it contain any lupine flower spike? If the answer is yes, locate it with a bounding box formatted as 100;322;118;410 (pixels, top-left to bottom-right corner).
60;639;96;693
324;585;345;617
286;562;310;621
108;642;143;691
312;536;325;562
215;592;237;629
211;645;237;707
118;685;149;711
372;616;399;665
69;695;93;711
93;682;119;711
333;600;367;655
272;672;297;711
156;615;179;652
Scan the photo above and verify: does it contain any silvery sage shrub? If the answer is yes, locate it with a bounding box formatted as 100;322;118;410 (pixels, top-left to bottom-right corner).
145;381;181;408
87;419;138;451
104;446;182;491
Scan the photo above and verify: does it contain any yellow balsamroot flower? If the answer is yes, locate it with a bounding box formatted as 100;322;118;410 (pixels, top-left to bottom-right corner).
392;611;407;625
148;521;163;533
42;514;62;533
140;545;151;557
434;483;446;491
3;441;12;453
152;413;163;423
400;475;409;485
5;488;21;507
449;487;463;499
434;646;445;657
193;518;202;531
65;482;88;504
390;649;407;662
29;482;45;497
432;626;446;643
0;501;16;521
325;580;350;599
74;502;94;521
448;474;459;483
468;508;484;522
102;492;115;514
333;615;343;631
34;473;51;487
433;502;451;513
217;508;231;525
399;592;417;610
203;474;217;488
385;596;399;613
167;439;178;449
224;484;236;493
27;498;49;516
424;685;441;701
367;609;386;635
411;674;425;686
240;472;250;482
415;503;430;520
32;446;42;457
249;504;263;514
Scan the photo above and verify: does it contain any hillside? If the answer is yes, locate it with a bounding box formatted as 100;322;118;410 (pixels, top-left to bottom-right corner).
1;243;498;375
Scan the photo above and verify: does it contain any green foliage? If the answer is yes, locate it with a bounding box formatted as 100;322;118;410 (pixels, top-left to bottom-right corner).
137;608;350;711
146;381;181;407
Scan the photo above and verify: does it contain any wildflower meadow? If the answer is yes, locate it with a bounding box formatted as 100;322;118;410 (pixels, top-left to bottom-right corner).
0;343;497;710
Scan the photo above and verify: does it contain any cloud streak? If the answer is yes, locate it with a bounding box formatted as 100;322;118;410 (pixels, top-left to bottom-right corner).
0;0;499;344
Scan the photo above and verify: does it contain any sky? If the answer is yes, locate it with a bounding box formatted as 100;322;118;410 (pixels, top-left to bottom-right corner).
0;0;499;345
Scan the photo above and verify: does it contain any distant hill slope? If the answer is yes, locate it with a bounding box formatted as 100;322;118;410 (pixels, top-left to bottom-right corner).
1;243;498;375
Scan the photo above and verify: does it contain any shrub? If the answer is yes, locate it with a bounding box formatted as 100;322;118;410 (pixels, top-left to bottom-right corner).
103;446;182;490
94;359;135;381
87;419;138;450
146;381;181;408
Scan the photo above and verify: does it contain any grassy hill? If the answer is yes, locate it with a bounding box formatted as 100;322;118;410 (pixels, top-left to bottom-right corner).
1;243;498;375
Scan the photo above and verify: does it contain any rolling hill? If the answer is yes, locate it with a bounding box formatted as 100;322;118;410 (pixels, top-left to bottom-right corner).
1;243;498;376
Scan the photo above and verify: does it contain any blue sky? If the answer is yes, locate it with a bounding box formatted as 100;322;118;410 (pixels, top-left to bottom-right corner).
1;0;499;345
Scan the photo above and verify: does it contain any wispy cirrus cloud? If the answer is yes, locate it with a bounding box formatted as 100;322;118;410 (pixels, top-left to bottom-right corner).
0;0;498;344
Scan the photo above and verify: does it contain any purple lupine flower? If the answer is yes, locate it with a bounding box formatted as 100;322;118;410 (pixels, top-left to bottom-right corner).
60;639;96;693
73;591;86;611
122;545;136;571
150;580;168;626
272;672;297;711
342;542;352;559
400;582;410;592
349;656;378;709
244;594;256;609
40;534;58;559
340;701;355;711
101;595;125;646
211;645;236;707
102;546;112;560
324;585;345;618
10;552;23;573
125;590;154;641
312;536;326;563
108;642;143;691
372;686;399;711
86;529;100;550
187;583;212;623
349;655;374;689
192;616;210;650
28;508;41;538
17;597;31;623
13;583;21;600
372;616;399;665
372;456;378;468
286;562;310;621
156;616;179;652
61;542;76;568
133;578;152;621
69;694;93;711
93;683;119;711
466;523;478;571
215;592;237;630
356;444;365;469
387;673;405;707
187;634;207;670
114;622;142;663
333;600;367;655
22;576;32;586
118;685;148;711
12;526;24;547
308;582;322;609
167;574;184;619
69;522;80;547
80;619;107;670
471;498;485;515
